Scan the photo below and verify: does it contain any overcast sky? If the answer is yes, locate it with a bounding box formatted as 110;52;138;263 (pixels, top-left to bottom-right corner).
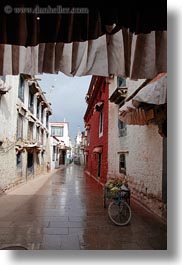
35;73;92;142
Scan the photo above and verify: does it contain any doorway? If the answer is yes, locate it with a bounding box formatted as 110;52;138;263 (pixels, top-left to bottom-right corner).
27;152;34;180
59;150;66;165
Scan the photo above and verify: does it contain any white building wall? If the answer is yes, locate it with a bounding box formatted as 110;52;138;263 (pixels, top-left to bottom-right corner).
108;76;119;178
0;75;52;192
126;124;163;193
49;136;59;170
0;75;19;190
108;76;164;218
62;123;69;147
50;122;70;146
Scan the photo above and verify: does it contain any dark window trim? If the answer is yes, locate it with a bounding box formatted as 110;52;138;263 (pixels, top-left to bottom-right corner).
99;108;104;136
18;75;24;102
119;153;126;174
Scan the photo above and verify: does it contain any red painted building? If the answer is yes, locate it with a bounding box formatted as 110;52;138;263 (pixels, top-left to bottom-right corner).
84;76;108;186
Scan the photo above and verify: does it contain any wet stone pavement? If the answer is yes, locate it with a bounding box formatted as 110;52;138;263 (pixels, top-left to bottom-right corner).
0;165;167;250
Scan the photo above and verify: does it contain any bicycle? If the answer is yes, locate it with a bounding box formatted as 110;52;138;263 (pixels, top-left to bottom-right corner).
103;185;132;226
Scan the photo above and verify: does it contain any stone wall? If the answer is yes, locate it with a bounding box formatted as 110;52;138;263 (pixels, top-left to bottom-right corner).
108;77;166;219
0;75;19;190
126;124;165;218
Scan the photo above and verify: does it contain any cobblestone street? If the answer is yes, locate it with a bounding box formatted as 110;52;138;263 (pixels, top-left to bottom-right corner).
0;165;167;250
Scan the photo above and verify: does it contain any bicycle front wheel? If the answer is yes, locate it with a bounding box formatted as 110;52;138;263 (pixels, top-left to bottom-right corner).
108;200;131;226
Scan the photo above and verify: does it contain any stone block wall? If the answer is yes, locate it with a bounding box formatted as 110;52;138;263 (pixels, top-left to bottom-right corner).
108;77;166;219
126;124;165;218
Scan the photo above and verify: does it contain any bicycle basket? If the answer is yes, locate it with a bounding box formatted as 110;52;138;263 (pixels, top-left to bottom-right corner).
105;187;119;199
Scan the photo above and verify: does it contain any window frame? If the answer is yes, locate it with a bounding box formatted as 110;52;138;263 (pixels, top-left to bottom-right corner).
27;121;34;141
99;108;104;137
16;113;23;140
117;76;126;88
16;152;22;169
52;146;56;161
119;153;126;174
118;104;127;137
28;90;34;113
98;153;102;177
18;75;25;102
51;126;64;137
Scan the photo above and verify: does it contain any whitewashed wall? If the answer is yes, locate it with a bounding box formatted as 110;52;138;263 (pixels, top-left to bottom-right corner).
0;75;19;190
108;77;164;218
0;75;51;191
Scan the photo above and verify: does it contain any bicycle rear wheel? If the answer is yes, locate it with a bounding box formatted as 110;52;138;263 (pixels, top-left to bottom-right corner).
108;200;131;226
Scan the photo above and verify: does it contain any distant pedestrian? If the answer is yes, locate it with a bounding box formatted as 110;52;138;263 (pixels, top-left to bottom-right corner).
47;162;50;172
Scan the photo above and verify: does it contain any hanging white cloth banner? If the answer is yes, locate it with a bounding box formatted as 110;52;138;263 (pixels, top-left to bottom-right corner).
0;30;166;80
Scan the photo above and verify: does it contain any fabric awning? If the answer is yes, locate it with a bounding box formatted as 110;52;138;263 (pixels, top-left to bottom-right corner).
93;146;102;153
133;73;167;105
119;73;167;125
0;30;166;79
119;100;148;125
0;2;167;79
119;103;154;125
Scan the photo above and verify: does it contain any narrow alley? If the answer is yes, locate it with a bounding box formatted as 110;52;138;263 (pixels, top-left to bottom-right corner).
0;165;167;250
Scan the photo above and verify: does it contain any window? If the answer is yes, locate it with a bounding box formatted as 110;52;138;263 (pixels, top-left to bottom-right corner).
18;75;24;101
46;113;49;128
28;90;34;113
52;146;56;161
41;152;44;164
56;146;59;161
36;127;39;142
27;122;34;141
37;100;40;118
41;106;44;123
27;152;34;175
119;154;126;174
118;119;127;137
40;129;44;145
51;126;64;137
16;152;22;169
118;105;127;137
17;114;23;140
99;109;104;136
87;129;90;145
117;77;126;87
98;153;102;177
